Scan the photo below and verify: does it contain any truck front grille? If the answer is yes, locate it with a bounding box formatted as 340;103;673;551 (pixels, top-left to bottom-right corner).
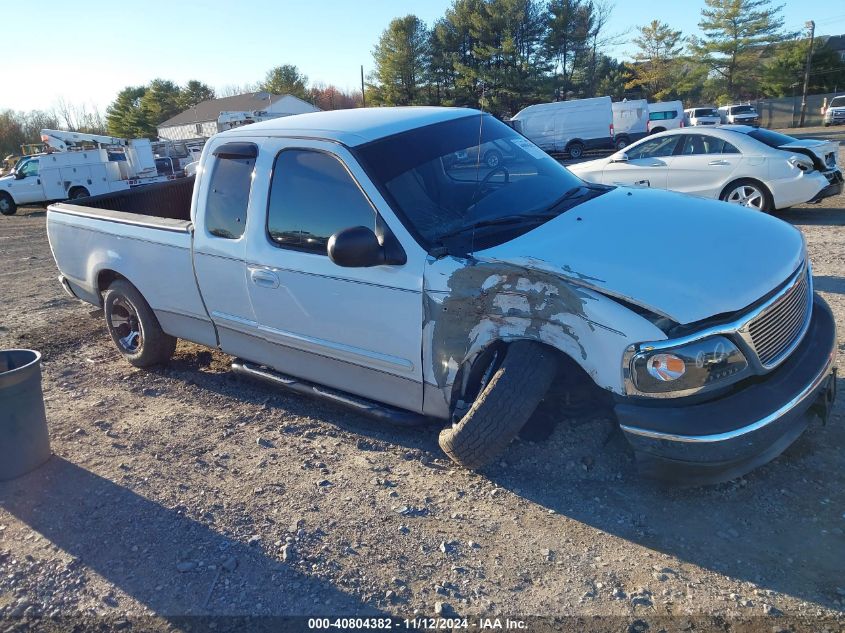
747;268;810;367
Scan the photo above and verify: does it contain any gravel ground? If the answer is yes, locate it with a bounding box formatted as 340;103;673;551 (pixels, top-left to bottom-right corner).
0;136;844;632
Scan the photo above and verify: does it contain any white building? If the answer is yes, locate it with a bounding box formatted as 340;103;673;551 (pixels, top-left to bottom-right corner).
157;92;320;141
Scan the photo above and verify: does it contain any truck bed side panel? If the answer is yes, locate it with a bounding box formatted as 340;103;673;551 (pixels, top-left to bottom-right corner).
47;205;216;348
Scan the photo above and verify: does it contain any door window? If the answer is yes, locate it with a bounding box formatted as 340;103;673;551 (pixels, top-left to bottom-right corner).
267;149;376;255
626;136;680;159
678;135;740;155
205;143;256;239
19;159;39;177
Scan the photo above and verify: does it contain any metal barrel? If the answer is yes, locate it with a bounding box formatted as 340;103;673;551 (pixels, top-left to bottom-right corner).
0;350;51;480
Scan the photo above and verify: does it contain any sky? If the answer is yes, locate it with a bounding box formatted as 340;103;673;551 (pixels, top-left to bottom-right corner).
4;1;845;114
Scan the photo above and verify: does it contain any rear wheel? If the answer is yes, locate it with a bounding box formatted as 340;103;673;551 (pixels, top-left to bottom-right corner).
484;150;503;168
720;179;773;212
103;280;176;367
567;142;585;159
615;137;629;150
0;193;16;216
438;341;558;470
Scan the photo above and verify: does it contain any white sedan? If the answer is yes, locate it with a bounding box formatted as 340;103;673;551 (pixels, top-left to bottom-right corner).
568;126;842;211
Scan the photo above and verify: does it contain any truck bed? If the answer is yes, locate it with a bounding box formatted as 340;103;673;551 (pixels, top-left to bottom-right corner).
47;174;217;349
70;175;194;222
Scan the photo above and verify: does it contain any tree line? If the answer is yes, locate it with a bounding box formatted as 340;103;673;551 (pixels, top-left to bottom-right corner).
368;0;845;115
4;0;845;159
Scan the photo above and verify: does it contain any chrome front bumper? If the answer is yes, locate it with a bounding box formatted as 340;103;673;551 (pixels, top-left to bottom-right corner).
615;294;838;485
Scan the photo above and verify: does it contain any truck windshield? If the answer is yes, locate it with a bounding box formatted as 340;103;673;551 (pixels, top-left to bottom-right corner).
353;114;599;251
830;96;845;108
695;108;719;117
731;106;756;114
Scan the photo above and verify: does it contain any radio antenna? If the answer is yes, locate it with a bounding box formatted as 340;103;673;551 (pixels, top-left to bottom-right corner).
471;82;487;256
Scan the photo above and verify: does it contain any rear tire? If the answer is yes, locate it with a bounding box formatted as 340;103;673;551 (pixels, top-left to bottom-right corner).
615;137;629;150
567;142;585;159
484;150;503;168
438;341;558;470
103;280;176;367
720;178;773;212
0;193;16;216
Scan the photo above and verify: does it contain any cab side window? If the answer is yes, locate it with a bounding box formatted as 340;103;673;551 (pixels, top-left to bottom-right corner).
267;149;376;255
205;143;256;240
20;159;39;177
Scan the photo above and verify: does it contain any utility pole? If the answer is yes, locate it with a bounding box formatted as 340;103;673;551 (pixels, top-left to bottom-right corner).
799;20;815;127
360;65;366;108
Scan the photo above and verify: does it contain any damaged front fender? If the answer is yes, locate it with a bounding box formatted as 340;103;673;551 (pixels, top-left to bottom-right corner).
422;255;666;417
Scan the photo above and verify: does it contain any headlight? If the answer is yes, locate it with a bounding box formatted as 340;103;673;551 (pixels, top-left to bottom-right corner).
629;335;749;396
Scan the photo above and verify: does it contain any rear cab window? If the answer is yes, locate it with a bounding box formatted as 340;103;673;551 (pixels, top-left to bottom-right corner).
205;142;257;239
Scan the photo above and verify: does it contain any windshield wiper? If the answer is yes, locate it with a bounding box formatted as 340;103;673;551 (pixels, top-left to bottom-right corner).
436;185;599;242
437;213;557;241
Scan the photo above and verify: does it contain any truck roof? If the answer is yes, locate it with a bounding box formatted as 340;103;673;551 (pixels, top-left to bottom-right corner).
216;106;479;146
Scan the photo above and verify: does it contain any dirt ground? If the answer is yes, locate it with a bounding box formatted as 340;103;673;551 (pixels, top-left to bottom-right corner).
1;135;844;632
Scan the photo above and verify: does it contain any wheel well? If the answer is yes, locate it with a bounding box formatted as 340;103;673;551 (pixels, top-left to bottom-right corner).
566;139;585;149
97;270;129;299
68;185;89;198
450;339;602;413
649;127;665;134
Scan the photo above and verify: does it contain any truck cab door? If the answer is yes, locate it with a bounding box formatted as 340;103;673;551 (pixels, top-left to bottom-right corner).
191;141;259;359
242;139;425;413
10;158;44;204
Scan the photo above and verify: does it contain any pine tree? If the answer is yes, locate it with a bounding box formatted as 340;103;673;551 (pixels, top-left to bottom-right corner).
690;0;786;101
372;15;430;105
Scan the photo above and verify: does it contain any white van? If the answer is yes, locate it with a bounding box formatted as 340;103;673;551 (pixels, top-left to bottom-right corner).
510;96;614;158
647;101;685;134
611;99;648;149
684;106;721;126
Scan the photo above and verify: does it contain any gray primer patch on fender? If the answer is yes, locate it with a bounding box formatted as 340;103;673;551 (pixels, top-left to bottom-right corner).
423;259;595;397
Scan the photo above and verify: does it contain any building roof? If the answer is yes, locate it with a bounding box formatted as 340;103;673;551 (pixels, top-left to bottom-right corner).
820;34;845;51
158;92;310;128
216;106;479;146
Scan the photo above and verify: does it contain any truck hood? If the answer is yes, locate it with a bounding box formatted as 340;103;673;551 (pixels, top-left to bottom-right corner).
777;138;839;169
476;187;805;325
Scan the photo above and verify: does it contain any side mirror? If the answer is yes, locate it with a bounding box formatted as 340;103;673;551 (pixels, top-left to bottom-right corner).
328;226;387;267
14;171;25;179
611;153;629;163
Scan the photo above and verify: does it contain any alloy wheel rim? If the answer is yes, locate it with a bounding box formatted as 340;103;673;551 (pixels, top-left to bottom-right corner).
110;297;143;352
727;185;764;209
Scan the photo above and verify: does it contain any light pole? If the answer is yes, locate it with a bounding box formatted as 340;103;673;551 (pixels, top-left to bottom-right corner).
799;20;815;128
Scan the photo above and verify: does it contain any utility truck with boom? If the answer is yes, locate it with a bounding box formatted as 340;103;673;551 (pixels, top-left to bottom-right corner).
0;129;169;215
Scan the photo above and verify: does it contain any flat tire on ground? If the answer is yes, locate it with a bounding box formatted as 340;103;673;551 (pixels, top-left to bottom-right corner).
438;341;558;470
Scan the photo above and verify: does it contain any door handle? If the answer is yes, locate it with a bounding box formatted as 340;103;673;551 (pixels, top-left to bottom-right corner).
249;268;279;288
634;179;650;187
708;160;729;165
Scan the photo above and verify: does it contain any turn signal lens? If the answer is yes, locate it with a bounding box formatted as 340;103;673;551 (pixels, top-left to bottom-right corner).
646;354;686;381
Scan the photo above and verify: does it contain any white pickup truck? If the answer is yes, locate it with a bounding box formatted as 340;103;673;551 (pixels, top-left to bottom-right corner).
47;108;838;484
